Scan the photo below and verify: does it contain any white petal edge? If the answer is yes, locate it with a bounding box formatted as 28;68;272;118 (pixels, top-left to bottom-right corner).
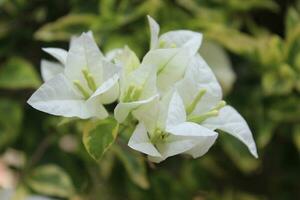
114;95;158;123
41;60;64;82
128;123;161;157
42;48;68;65
176;54;222;114
147;15;160;50
167;122;218;137
89;74;119;100
159;30;203;54
27;74;108;119
185;133;218;158
202;105;258;158
166;91;187;129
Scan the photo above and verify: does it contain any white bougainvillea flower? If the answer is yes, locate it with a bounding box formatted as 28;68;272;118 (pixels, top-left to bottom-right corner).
41;36;122;82
40;59;64;82
40;46;69;82
114;47;158;123
176;55;258;158
40;32;101;82
148;16;203;50
128;90;218;163
142;16;203;94
28;32;120;119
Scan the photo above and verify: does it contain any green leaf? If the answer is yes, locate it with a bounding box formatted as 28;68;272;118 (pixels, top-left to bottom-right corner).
0;98;23;149
113;145;149;189
0;57;41;89
285;7;300;36
35;14;98;42
83;117;119;161
27;164;75;198
262;64;296;95
205;27;258;58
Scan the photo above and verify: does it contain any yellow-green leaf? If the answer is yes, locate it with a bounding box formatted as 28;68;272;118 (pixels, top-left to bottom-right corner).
0;57;41;89
35;14;98;42
83;117;119;161
27;164;75;198
0;98;23;149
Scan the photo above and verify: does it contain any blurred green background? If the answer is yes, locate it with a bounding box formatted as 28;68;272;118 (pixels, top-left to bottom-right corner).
0;0;300;199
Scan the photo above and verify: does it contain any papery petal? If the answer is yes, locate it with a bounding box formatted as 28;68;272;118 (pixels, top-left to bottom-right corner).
42;48;68;65
147;15;160;50
40;60;64;82
142;48;191;94
99;80;119;104
139;65;157;99
159;30;203;54
89;74;119;104
85;97;109;119
150;122;218;163
202;105;258;158
27;74;108;119
167;122;218;137
120;63;156;101
69;31;93;49
102;59;121;82
128;123;161;157
114;46;140;74
114;95;158;123
151;135;200;163
185;134;218;158
132;97;159;133
65;32;103;86
176;54;222;114
105;48;123;62
166;91;186;129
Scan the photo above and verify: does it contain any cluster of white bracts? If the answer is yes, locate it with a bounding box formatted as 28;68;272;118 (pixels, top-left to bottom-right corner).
28;16;258;163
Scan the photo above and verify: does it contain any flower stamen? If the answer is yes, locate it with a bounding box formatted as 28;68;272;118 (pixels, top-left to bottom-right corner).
187;100;226;124
82;69;97;91
186;89;206;115
73;80;90;99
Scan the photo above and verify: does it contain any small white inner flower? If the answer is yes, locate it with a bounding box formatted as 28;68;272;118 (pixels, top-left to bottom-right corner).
149;128;169;144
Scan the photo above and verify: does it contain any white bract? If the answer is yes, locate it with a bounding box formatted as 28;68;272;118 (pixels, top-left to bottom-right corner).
128;16;258;161
40;48;66;82
143;16;203;94
28;32;120;119
28;16;258;163
129;91;218;163
114;46;158;123
176;54;258;158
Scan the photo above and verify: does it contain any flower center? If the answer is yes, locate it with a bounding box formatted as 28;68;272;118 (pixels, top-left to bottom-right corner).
150;128;169;144
122;85;142;102
73;68;97;99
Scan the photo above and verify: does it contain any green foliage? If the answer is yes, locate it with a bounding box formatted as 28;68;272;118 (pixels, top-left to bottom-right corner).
27;164;75;198
83;117;119;161
0;57;41;89
0;98;23;149
0;0;299;200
